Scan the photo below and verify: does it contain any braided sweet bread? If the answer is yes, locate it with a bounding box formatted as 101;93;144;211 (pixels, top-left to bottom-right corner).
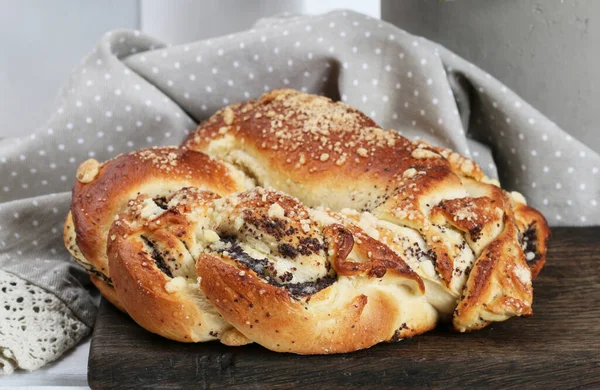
64;89;549;353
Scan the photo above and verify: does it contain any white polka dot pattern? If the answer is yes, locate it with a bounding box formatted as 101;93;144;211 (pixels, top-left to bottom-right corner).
0;10;598;373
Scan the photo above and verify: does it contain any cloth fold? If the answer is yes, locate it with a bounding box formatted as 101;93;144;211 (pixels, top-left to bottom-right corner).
1;10;598;373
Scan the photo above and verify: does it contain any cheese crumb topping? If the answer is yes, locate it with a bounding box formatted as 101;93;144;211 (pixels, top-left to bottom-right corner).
223;107;235;125
203;229;220;244
164;276;187;293
76;159;101;183
411;148;440;159
268;203;285;219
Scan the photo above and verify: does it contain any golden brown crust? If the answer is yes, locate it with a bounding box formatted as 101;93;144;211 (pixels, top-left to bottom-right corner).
64;147;251;306
107;191;248;343
513;202;551;278
64;211;127;310
432;145;485;182
90;275;126;313
220;328;253;346
197;254;423;354
325;223;424;293
183;89;460;211
430;196;504;258
453;217;533;331
459;177;549;280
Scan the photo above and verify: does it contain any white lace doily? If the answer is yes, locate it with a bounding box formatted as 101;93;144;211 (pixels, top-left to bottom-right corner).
0;270;90;375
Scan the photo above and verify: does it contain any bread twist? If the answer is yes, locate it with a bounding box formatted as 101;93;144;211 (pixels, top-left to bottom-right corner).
63;147;252;311
109;187;437;352
64;89;549;353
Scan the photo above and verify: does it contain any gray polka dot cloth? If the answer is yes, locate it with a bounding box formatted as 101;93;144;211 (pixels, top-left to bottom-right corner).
0;10;598;371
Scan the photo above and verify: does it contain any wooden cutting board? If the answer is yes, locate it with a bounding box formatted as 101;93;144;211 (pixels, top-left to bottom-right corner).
88;227;600;389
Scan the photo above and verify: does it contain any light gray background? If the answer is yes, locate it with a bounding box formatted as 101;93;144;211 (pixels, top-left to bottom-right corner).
0;0;378;139
382;0;599;153
0;0;139;138
141;0;379;44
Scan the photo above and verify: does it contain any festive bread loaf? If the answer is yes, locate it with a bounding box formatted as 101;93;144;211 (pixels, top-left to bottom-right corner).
64;89;550;352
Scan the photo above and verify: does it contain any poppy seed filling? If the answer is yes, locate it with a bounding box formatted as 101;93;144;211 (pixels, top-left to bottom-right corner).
214;236;336;297
141;235;174;278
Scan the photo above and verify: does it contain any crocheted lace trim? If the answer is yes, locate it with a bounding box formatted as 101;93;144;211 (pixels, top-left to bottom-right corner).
0;270;90;375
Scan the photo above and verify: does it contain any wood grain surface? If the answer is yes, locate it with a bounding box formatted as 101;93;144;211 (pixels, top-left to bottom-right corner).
88;227;600;389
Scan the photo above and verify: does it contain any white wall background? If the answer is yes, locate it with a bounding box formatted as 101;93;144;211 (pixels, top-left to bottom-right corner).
140;0;379;44
0;0;139;138
381;0;599;153
0;0;379;138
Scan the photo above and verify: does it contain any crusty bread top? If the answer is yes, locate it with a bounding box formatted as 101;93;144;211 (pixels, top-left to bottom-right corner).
184;89;485;212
